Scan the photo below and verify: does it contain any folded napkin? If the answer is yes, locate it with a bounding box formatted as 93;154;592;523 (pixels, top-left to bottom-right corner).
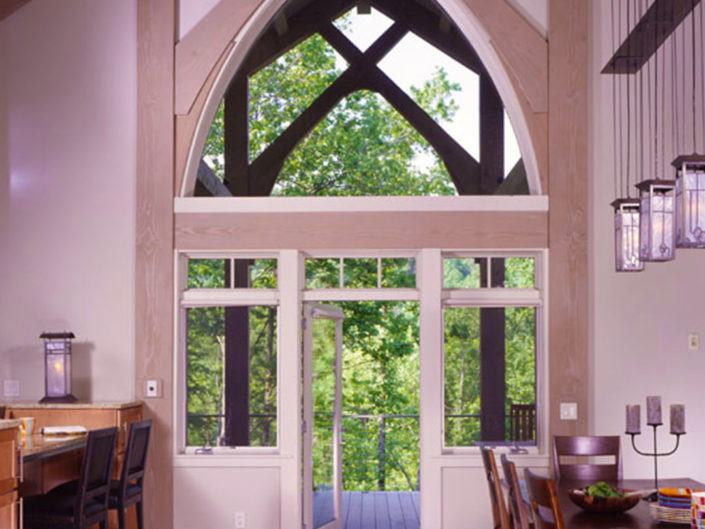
41;425;88;436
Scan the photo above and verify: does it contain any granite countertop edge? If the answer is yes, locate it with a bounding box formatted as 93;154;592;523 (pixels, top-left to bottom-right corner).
0;419;22;431
1;400;143;410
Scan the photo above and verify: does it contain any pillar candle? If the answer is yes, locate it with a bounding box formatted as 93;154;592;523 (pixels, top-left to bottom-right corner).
646;396;662;425
626;404;641;434
670;404;685;434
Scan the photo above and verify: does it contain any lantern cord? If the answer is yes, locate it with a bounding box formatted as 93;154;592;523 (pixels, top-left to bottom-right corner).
700;0;704;153
653;0;659;181
693;0;697;152
626;2;632;195
612;0;619;199
672;2;680;158
647;32;653;181
660;18;666;179
617;0;625;197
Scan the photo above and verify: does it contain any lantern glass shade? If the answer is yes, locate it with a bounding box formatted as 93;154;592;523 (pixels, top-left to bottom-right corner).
39;332;77;403
636;180;676;261
611;199;644;271
673;155;705;248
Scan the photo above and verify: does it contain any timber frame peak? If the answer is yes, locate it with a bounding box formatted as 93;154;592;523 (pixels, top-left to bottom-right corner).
194;0;527;198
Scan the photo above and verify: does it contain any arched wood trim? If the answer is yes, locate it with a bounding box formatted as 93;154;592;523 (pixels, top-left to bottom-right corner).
174;0;548;197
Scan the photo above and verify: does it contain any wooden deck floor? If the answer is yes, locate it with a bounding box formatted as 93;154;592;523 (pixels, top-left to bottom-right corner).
342;491;420;529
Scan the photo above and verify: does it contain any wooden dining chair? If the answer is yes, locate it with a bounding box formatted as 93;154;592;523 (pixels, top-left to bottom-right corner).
500;454;532;529
481;447;511;529
552;435;622;481
524;468;565;529
23;426;118;529
109;419;152;529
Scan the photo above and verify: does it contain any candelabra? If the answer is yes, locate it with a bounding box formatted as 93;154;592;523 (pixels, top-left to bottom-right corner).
625;397;685;491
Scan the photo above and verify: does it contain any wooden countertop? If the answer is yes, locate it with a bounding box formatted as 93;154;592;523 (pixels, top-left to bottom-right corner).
3;400;142;410
0;419;21;431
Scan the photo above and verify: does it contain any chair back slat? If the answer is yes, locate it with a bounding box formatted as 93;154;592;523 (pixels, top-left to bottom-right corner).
524;468;565;529
552;435;621;481
120;419;152;493
75;426;118;523
481;447;511;529
500;454;531;529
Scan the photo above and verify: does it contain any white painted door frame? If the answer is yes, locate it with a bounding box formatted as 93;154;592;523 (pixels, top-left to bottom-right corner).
302;303;345;529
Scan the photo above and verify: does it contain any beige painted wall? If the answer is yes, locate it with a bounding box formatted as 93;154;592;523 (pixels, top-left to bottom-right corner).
0;0;137;401
589;1;705;483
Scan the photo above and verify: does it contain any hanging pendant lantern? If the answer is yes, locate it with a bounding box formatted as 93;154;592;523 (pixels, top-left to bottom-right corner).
611;199;644;272
636;180;677;261
673;154;705;248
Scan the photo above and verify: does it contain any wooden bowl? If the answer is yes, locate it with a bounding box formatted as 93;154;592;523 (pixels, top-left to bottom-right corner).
567;489;641;513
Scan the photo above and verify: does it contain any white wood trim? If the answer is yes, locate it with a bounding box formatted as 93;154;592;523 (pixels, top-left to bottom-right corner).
180;288;279;306
441;288;541;307
174;195;549;213
418;249;443;529
173;454;295;467
302;289;419;302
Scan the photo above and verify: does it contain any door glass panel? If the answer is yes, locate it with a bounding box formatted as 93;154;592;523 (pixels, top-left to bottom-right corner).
312;317;337;528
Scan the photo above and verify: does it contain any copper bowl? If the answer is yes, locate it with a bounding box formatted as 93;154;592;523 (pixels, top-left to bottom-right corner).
567;489;642;513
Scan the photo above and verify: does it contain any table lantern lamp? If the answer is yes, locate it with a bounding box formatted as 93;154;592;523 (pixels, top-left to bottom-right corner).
39;332;77;403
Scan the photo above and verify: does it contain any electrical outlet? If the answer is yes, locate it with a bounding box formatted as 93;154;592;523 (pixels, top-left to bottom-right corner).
3;380;19;397
235;511;246;528
145;379;161;398
560;402;578;421
689;333;699;351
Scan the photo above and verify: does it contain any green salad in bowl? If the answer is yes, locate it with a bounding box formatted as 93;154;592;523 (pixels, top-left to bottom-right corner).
568;481;641;513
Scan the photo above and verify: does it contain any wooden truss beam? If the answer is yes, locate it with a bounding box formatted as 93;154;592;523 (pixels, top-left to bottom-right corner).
248;23;408;196
321;24;481;195
242;0;355;76
602;0;702;74
197;160;232;197
372;0;483;73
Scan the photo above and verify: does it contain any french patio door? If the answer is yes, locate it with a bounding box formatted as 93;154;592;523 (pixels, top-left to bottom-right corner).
302;303;345;529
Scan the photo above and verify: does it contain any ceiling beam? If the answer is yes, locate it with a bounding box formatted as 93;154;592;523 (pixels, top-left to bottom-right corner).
242;0;355;75
372;0;483;73
0;0;30;23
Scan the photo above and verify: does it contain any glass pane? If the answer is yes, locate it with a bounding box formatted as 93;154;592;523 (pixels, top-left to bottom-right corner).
443;307;481;445
443;258;483;288
381;258;416;288
343;258;377;288
306;259;340;289
186;305;277;447
312;318;337;528
497;258;535;288
249;259;278;289
443;306;537;446
188;259;226;289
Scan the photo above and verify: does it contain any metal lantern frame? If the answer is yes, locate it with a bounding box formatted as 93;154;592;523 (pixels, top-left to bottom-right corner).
39;331;78;403
673;154;705;248
636;180;677;262
611;198;644;272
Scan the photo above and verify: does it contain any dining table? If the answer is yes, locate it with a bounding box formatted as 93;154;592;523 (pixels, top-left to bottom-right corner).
557;478;705;529
19;433;87;496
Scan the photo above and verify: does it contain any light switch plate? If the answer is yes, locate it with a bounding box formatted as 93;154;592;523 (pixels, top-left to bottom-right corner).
560;402;578;420
145;379;161;398
689;333;699;351
3;380;19;397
